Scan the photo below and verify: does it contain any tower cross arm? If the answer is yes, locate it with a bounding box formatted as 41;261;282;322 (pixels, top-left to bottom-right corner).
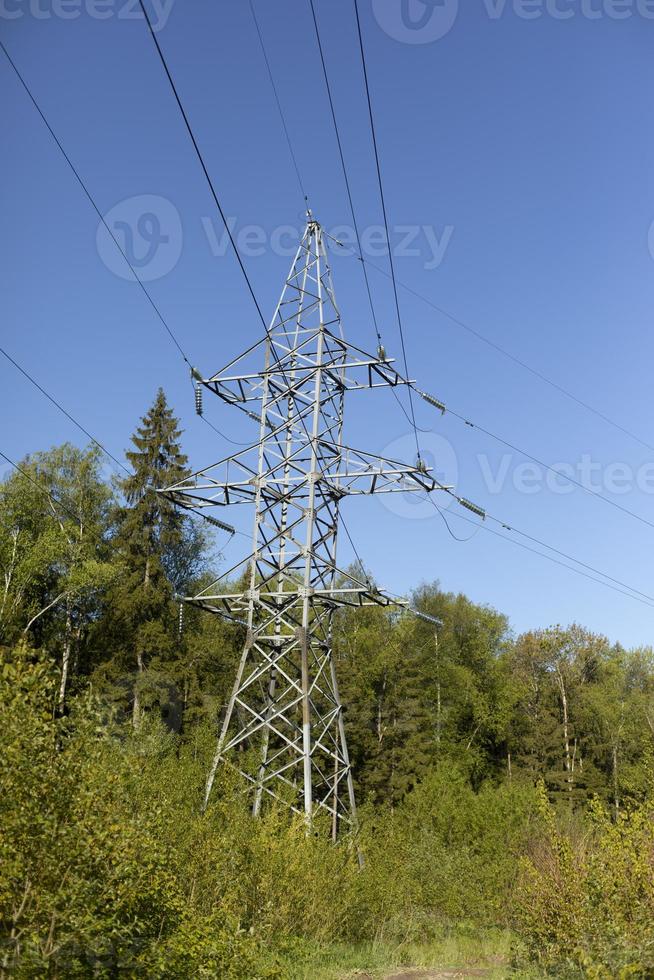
197;333;415;407
317;443;453;497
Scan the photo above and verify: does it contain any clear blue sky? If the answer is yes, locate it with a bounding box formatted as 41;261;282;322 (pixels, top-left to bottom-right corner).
3;0;654;646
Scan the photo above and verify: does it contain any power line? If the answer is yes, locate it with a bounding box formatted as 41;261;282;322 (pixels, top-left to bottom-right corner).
262;4;649;482
340;511;371;580
136;0;332;481
307;0;429;457
8;7;651;621
138;1;426;593
307;0;383;348
361;254;654;456
1;39;246;452
0;448;84;527
123;10;401;608
136;0;269;334
0;346;242;542
248;0;309;208
0;345;127;475
200;414;251;448
427;487;654;605
0;40;193;372
425;497;654;610
132;3;654;617
415;385;654;534
431;496;483;543
134;2;654;616
352;0;421;461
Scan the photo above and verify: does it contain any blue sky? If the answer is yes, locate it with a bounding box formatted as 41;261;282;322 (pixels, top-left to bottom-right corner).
3;0;654;646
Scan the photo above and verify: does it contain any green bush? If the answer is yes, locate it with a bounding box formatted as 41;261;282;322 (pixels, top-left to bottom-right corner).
516;784;654;977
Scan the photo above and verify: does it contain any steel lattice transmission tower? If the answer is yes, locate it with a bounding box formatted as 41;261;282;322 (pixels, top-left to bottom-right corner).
160;217;447;837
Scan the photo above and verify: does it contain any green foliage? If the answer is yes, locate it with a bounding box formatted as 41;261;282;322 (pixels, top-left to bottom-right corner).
0;444;115;654
354;765;542;940
95;389;208;727
4;398;654;976
0;648;280;977
516;785;654;977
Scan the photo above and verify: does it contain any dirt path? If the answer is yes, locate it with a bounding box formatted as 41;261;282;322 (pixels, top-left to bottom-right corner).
382;972;492;979
355;970;493;980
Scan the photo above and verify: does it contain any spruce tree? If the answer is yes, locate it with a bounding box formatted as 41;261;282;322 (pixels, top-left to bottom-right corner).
103;389;197;726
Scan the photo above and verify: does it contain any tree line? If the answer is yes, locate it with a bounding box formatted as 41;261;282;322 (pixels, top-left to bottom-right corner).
2;389;654;976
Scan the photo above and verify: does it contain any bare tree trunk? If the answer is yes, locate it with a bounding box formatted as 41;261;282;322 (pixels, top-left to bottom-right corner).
133;553;151;728
555;667;573;793
58;603;72;713
0;528;19;632
390;705;397;808
612;743;620;819
23;592;68;636
435;632;441;753
133;650;144;728
507;752;512;780
376;673;387;745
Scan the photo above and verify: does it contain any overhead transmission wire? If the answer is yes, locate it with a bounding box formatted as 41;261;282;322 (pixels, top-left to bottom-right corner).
298;8;654;588
0;345;127;474
300;6;654;544
306;0;424;450
247;0;309;208
413;386;654;533
136;0;270;335
0;42;190;368
351;0;421;462
10;2;646;614
134;0;654;613
248;4;480;564
1;36;250;532
136;0;351;577
135;0;337;474
306;0;383;349
0;39;250;451
416;476;654;605
423;498;654;610
8;306;648;613
232;1;419;585
136;0;415;598
298;9;654;459
358;253;654;457
0;344;239;538
0;447;85;528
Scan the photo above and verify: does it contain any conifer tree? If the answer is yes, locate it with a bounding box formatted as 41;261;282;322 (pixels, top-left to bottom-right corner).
103;389;202;726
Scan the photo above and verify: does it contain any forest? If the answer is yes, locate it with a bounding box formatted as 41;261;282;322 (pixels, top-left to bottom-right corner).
2;389;654;978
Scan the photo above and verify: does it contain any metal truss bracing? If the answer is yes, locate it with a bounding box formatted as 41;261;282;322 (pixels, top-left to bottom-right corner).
160;218;448;836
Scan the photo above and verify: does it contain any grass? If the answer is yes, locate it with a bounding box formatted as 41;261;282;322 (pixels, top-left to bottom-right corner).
278;927;546;979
